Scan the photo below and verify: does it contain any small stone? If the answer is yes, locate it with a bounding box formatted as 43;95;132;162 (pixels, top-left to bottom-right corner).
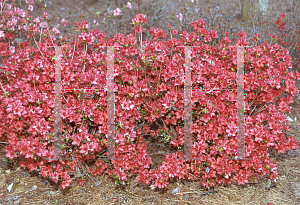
7;183;13;192
171;187;181;195
286;115;293;122
60;7;65;11
150;185;156;190
30;185;37;191
94;180;102;187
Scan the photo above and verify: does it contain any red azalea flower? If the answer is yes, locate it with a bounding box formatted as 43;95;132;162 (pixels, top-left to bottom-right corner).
172;29;178;35
77;179;86;186
133;13;148;25
132;25;144;34
209;30;218;38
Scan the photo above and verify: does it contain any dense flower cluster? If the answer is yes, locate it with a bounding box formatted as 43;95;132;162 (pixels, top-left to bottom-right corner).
0;0;299;190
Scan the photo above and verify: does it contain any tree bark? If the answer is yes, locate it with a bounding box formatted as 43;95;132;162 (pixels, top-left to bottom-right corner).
241;0;269;23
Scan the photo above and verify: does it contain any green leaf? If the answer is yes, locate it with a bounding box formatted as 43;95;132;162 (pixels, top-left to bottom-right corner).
2;158;8;162
202;107;209;114
115;180;119;185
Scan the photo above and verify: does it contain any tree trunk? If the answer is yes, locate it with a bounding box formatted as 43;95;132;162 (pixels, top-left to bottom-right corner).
241;0;269;23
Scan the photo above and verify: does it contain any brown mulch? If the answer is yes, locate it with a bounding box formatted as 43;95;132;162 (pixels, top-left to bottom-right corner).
0;0;300;204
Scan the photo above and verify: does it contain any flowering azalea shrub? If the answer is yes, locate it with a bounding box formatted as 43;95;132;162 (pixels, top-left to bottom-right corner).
170;4;300;71
0;0;299;190
260;13;300;70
